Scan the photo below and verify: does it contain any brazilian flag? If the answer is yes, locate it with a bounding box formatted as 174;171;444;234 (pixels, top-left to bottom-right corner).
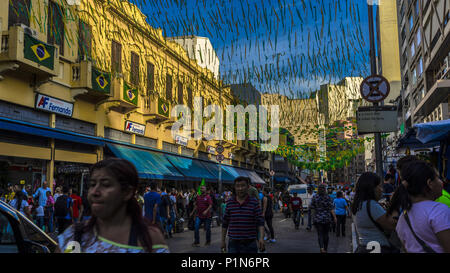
92;68;111;94
23;33;55;70
158;98;170;117
123;81;138;105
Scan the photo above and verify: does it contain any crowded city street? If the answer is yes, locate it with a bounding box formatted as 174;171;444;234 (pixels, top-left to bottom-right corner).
0;0;449;262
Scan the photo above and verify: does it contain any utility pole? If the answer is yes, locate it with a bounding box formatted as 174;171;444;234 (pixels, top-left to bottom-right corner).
368;3;384;180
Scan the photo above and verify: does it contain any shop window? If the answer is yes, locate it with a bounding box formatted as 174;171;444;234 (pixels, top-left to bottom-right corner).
8;0;30;28
47;1;64;56
181;147;194;157
187;87;193;109
0;101;49;126
178;81;184;105
147;62;155;92
135;136;157;149
163;141;178;154
105;128;131;143
55;116;95;136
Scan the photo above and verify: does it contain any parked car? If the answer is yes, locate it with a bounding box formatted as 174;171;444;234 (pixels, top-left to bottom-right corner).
0;200;58;253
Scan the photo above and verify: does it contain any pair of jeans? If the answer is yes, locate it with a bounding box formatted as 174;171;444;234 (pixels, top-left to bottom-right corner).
264;216;274;239
292;210;302;227
228;239;258;253
307;210;312;229
194;217;211;244
315;223;330;251
169;211;176;234
45;207;54;233
36;216;45;230
160;216;170;235
336;215;346;236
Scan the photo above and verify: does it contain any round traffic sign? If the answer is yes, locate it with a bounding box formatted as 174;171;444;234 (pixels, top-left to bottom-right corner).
216;145;224;154
360;75;390;103
216;154;225;162
270;170;275;176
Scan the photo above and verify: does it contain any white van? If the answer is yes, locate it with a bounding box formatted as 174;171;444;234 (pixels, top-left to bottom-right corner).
287;184;311;210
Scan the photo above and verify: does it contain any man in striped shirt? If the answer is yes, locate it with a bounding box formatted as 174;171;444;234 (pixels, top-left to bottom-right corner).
221;176;265;253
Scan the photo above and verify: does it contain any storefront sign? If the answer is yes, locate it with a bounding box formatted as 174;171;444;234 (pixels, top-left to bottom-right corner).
207;146;216;154
35;93;74;117
175;135;188;146
125;121;146;135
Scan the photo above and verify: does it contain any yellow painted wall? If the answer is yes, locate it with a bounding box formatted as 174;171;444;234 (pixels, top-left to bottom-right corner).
0;142;51;160
55;150;98;164
379;0;402;104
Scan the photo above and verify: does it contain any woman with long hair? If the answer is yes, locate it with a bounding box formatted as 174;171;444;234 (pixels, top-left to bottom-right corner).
57;158;169;253
352;172;398;253
310;184;336;253
9;190;31;219
395;161;450;253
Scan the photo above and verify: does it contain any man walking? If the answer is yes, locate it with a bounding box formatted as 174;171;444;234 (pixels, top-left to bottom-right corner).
222;177;265;253
144;184;161;225
190;186;212;247
306;186;315;231
33;181;51;208
289;192;303;229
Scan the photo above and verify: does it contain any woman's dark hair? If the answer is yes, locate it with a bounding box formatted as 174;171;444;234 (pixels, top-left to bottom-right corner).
396;155;419;179
78;158;155;252
388;160;437;214
351;172;381;215
14;191;26;210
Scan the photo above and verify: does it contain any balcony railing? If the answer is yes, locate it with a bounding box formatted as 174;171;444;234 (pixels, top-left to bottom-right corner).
1;34;8;52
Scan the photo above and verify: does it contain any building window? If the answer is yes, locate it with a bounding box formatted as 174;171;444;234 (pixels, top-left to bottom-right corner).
410;42;415;57
48;1;64;56
8;0;30;28
147;62;155;92
412;69;417;85
78;21;92;61
187;87;193;109
401;26;406;41
416;28;421;45
163;141;178;154
409;14;414;31
166;74;172;101
111;41;122;73
415;0;419;16
130;51;139;86
418;58;423;76
178;81;183;105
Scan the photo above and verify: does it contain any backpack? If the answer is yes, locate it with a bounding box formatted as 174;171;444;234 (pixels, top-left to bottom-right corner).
54;195;69;217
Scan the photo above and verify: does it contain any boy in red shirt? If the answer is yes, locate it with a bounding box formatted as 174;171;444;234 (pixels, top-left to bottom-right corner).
70;188;83;223
289;192;303;229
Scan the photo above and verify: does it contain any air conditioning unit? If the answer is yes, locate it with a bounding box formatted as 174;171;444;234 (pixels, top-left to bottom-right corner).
15;24;38;38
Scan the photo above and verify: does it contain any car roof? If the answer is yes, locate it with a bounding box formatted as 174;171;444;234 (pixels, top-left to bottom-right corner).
0;200;19;221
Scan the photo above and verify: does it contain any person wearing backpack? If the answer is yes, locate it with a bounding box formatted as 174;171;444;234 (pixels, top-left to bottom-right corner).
54;186;73;235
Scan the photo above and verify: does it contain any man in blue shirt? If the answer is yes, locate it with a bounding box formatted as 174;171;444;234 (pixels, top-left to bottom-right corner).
144;184;161;224
333;191;348;237
33;181;51;207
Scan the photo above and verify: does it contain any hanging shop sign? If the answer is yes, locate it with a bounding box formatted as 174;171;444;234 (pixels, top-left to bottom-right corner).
357;106;398;134
175;135;188;146
124;121;146;135
35;93;74;117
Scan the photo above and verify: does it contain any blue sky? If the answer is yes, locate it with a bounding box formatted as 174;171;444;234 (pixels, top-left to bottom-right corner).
131;0;374;98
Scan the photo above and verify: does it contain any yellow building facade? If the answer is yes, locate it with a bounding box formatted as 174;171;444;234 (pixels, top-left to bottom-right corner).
0;0;264;192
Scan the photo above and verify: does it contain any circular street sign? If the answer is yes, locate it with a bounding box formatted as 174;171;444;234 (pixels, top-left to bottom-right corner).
216;154;225;162
216;145;224;154
360;75;390;103
270;170;275;176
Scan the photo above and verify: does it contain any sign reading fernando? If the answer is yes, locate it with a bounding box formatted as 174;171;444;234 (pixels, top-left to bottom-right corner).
24;33;55;70
124;121;146;135
35;94;74;117
123;82;138;105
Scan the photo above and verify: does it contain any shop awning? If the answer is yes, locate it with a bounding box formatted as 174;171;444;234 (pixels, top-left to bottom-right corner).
0;117;104;146
273;176;295;183
164;154;217;182
106;143;184;180
415;119;450;144
397;128;440;149
233;167;266;184
199;161;236;184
